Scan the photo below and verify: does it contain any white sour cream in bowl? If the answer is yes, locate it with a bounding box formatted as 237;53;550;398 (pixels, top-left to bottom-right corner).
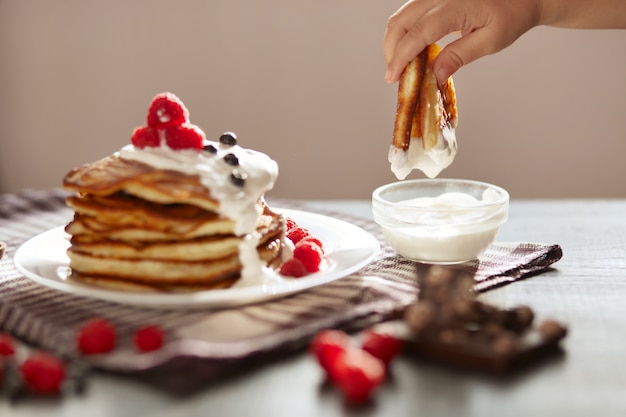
372;179;509;264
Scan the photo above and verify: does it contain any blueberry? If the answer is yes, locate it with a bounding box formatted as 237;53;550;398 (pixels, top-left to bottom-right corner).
230;169;247;187
203;144;218;154
219;132;237;146
223;153;239;166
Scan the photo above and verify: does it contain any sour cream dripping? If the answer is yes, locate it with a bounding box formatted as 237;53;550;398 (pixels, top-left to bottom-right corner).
117;132;283;285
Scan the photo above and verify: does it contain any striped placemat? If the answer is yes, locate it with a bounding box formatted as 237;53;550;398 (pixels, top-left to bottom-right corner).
0;189;562;381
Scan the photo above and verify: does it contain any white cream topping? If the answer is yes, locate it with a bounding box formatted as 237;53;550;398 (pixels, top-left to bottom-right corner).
388;124;457;180
236;233;266;286
116;140;281;285
117;142;278;235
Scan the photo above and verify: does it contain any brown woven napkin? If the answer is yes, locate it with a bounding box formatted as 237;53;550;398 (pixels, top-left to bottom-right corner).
0;190;562;384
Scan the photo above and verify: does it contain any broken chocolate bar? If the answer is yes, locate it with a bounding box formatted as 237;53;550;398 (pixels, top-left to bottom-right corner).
374;266;567;374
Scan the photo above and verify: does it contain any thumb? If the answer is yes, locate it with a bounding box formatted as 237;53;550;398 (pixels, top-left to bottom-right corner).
433;29;500;84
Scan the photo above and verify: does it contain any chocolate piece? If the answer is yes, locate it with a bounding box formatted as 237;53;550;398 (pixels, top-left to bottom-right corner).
405;301;436;332
0;241;5;260
203;144;218;154
491;331;518;355
379;266;567;375
513;305;535;328
538;319;568;341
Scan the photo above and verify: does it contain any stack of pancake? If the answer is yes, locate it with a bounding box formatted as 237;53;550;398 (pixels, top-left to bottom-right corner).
62;154;284;292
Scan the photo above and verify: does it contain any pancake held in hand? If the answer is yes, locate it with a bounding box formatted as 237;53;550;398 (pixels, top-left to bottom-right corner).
63;92;287;292
389;44;458;180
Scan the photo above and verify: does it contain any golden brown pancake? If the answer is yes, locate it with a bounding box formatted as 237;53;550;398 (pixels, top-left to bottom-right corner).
63;156;285;293
389;43;459;180
67;234;282;290
392;43;458;154
69;274;240;293
64;155;221;212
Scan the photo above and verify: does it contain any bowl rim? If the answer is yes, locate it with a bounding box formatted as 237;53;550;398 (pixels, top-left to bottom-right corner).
372;178;509;212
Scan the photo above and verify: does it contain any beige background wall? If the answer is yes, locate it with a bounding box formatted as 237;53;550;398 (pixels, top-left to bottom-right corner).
1;0;625;199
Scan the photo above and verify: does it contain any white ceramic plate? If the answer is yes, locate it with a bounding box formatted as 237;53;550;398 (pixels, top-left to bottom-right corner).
13;209;380;309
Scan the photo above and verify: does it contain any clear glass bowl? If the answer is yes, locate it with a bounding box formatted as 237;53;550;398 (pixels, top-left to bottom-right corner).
372;178;509;264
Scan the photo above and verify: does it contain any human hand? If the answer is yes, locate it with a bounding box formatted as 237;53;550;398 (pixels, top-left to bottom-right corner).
383;0;543;84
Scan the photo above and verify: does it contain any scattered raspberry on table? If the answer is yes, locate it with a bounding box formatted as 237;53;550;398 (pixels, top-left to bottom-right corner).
19;352;67;395
310;329;351;381
0;333;16;357
77;318;117;355
333;348;385;404
309;328;403;404
134;325;165;352
361;330;404;366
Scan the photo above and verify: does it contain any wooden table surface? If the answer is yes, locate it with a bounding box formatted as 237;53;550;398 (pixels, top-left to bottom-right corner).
3;199;626;417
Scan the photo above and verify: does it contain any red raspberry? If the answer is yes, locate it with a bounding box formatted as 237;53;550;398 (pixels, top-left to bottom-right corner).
77;318;117;355
285;217;298;231
146;92;189;128
286;226;310;245
279;258;308;278
134;325;165;352
298;236;324;254
0;333;15;357
131;126;160;148
332;348;385;404
293;241;324;273
361;331;403;366
164;124;205;150
310;329;351;382
19;352;66;395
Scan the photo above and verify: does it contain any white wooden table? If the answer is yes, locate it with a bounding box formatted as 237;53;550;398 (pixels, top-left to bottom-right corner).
3;199;626;417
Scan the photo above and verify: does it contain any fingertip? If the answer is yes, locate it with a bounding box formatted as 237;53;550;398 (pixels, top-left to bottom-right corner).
384;68;395;84
434;30;499;85
434;67;450;87
384;64;401;84
384;74;393;84
434;55;459;86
